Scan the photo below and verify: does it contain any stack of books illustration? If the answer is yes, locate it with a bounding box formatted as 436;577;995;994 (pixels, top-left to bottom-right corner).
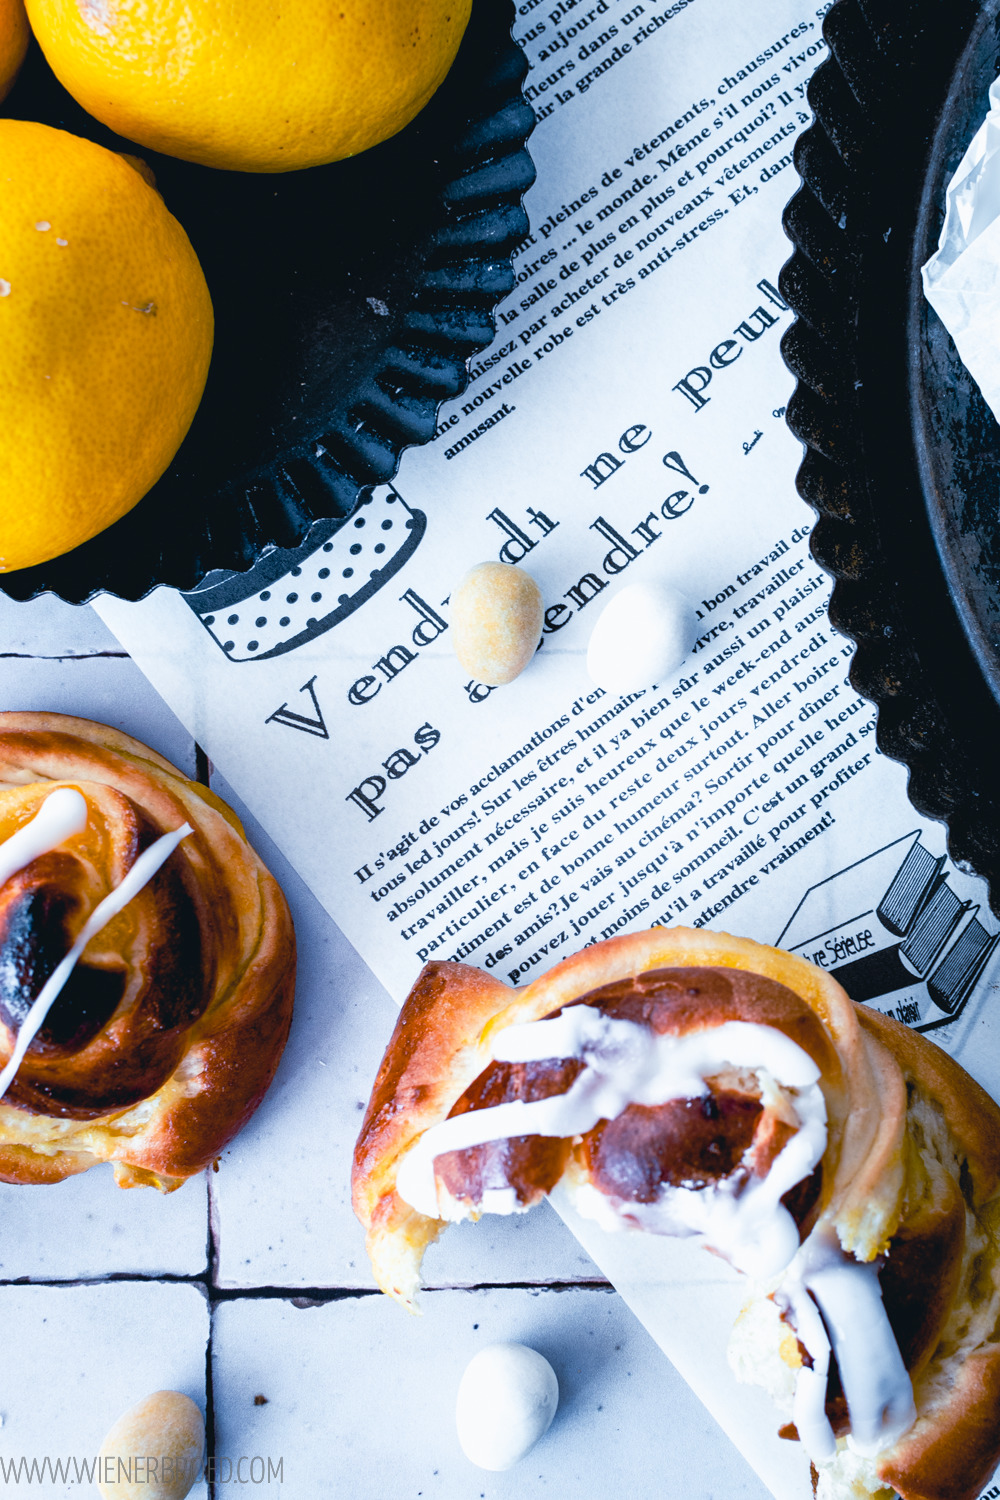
778;832;999;1031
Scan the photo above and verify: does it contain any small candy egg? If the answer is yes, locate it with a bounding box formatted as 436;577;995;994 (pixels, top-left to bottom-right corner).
586;580;697;693
98;1391;204;1500
456;1342;559;1471
451;562;544;686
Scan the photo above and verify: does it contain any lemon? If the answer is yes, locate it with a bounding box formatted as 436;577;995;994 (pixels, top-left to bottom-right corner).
0;120;213;572
0;0;28;101
24;0;473;173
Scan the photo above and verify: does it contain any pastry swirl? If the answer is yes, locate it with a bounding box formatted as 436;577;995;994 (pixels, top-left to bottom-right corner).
0;712;295;1190
352;927;1000;1500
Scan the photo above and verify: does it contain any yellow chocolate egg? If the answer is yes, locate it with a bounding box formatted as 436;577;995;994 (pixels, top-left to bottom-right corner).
451;562;544;686
98;1391;204;1500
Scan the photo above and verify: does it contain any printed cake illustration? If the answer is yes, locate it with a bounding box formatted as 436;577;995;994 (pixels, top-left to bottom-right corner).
183;485;426;662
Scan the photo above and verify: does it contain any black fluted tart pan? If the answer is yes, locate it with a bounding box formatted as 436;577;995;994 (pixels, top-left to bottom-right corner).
0;0;534;602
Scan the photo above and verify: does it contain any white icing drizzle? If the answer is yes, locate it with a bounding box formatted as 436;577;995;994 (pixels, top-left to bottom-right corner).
395;1008;826;1280
0;792;194;1102
781;1268;836;1463
0;788;89;887
776;1226;916;1465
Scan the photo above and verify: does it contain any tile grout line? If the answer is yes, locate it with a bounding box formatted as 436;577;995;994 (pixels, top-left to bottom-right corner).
205;1171;223;1499
0;1274;614;1298
207;1279;616;1303
195;741;213;787
198;739;219;1500
205;1305;218;1500
0;651;130;660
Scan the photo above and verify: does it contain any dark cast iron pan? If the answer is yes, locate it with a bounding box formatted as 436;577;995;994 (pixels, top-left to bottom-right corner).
780;0;1000;911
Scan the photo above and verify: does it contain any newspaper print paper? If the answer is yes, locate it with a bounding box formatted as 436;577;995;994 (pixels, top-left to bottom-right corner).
96;2;1000;1495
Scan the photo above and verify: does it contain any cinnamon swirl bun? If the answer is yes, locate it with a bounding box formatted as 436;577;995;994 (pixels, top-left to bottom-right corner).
0;712;295;1190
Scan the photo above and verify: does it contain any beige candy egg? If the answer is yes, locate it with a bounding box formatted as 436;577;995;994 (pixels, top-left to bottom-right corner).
98;1391;204;1500
451;562;543;686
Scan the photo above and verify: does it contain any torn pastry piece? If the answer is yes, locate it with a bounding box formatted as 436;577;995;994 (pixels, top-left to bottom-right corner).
731;1005;1000;1500
352;928;1000;1500
0;712;296;1190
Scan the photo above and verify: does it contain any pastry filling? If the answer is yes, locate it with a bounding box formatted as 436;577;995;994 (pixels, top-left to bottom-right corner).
396;1000;826;1278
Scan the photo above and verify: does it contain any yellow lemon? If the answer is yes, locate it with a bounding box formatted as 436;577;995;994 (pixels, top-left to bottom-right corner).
24;0;473;172
0;120;213;572
0;0;28;100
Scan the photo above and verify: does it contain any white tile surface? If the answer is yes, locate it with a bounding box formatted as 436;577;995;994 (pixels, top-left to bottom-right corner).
0;1280;208;1498
0;625;206;1280
0;651;197;778
213;1285;772;1500
210;773;597;1289
0;1166;209;1280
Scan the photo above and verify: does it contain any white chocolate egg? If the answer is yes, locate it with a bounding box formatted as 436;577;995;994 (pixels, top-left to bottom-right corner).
451;562;544;686
98;1391;204;1500
456;1342;558;1471
586;580;697;692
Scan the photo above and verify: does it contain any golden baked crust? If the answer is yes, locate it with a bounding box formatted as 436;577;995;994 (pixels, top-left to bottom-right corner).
353;961;511;1230
0;711;295;1189
856;1008;1000;1500
857;1007;1000;1205
877;1348;1000;1500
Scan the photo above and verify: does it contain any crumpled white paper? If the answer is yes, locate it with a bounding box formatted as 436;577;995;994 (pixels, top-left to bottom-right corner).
922;74;1000;417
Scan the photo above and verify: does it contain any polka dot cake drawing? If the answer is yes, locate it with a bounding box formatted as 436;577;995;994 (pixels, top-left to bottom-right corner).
183;486;426;662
